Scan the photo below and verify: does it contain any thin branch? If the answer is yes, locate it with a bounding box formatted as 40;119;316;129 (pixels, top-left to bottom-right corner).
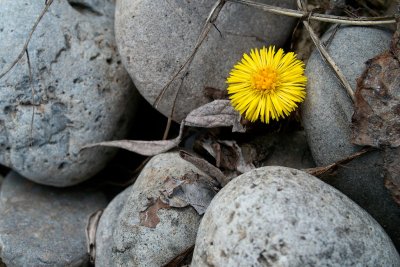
303;147;373;177
0;0;54;80
153;0;226;109
296;0;355;102
162;75;185;140
227;0;396;25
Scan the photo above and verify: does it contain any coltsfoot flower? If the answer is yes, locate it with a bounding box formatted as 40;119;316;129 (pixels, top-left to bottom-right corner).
226;46;307;123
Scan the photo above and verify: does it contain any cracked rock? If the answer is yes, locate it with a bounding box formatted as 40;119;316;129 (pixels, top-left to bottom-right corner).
115;0;297;122
301;26;400;249
0;171;107;267
96;152;209;267
191;166;400;267
0;0;138;186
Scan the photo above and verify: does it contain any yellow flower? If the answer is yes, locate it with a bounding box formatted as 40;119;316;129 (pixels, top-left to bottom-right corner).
226;46;307;123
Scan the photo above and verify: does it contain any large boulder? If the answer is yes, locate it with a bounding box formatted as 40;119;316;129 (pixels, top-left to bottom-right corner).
0;0;138;186
191;166;400;266
115;0;297;121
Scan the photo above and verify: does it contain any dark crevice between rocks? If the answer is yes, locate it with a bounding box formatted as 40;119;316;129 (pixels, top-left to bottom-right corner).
67;1;103;16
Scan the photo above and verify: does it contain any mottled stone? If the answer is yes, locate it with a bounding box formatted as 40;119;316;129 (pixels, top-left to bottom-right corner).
95;187;130;267
0;172;107;266
301;26;400;249
192;166;400;267
105;152;210;266
115;0;297;122
0;0;138;186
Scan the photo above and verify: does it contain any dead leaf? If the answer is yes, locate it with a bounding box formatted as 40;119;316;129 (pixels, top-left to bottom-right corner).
162;245;194;267
218;140;255;173
82;139;180;156
85;209;103;264
139;197;170;228
194;136;255;178
303;148;372;177
384;147;400;206
160;172;217;215
81;121;184;156
352;27;400;148
203;87;228;100
179;150;229;187
184;100;245;132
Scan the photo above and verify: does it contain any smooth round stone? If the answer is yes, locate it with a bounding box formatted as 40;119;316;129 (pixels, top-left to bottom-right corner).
301;26;400;248
191;166;400;266
0;0;138;186
0;172;107;266
106;152;209;266
115;0;297;122
95;187;130;267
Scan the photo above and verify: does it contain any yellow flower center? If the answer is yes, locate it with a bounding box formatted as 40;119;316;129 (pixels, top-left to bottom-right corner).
252;68;279;92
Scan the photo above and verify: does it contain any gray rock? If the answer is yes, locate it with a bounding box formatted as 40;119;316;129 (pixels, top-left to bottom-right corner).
115;0;297;122
111;152;209;266
0;0;138;186
191;166;400;267
95;187;130;267
0;172;107;267
301;26;400;249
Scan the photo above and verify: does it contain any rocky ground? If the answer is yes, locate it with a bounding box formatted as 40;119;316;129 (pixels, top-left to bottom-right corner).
0;0;399;266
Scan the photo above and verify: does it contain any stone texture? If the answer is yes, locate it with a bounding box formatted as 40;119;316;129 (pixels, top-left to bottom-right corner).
0;172;107;267
95;187;130;267
301;26;400;249
0;0;138;186
115;0;297;122
191;166;400;267
105;152;209;266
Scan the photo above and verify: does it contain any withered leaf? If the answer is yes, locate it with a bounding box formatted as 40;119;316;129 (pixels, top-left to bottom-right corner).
352;32;400;148
82;139;180;156
203;87;228;100
85;209;103;264
384;147;400;206
184;100;245;132
179;150;228;187
139;197;170;228
81;122;184;156
162;245;194;267
160;172;217;215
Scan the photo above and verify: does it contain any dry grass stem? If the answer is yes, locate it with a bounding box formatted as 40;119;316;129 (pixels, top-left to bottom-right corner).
153;0;226;109
302;20;356;102
228;0;396;25
0;0;54;80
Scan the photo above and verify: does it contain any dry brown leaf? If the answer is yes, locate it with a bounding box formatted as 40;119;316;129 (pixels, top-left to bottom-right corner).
160;173;217;215
352;24;400;148
85;209;103;264
351;22;400;206
139;197;170;228
384;147;400;206
203;87;228;100
162;245;194;267
82;139;180;156
184;100;245;132
81;122;184;156
179;150;229;187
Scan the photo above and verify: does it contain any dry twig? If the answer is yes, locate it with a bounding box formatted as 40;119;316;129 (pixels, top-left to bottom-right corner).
303;147;373;177
0;0;54;80
227;0;396;25
153;0;226;109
